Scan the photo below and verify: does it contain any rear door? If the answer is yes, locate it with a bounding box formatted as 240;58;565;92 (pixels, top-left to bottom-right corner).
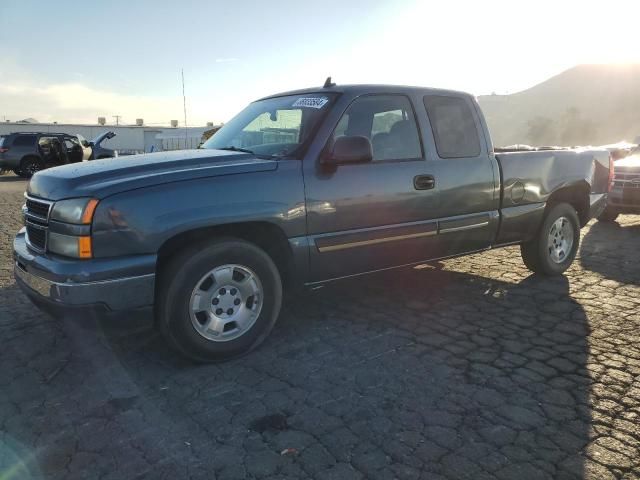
423;94;499;256
304;94;441;282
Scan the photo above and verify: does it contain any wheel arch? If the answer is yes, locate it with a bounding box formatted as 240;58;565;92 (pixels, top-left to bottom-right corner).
545;181;591;227
156;221;297;289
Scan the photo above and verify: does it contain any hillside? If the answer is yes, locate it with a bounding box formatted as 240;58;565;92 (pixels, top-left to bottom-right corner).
478;64;640;147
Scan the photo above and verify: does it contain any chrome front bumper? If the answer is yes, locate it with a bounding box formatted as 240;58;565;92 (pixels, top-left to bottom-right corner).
14;263;155;311
13;229;156;312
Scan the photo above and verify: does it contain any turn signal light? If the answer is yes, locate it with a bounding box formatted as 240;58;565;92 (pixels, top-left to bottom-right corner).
607;154;615;192
82;199;99;224
78;236;92;259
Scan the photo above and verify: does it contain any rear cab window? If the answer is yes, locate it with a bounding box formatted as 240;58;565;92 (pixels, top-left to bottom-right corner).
332;95;422;161
423;95;481;158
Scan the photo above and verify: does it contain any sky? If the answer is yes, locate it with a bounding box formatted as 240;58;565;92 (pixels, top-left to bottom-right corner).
1;0;639;126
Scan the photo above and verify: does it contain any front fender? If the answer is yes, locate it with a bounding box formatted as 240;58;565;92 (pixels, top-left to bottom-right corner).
91;160;306;258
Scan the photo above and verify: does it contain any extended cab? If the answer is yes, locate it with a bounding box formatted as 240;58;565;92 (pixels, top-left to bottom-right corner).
13;84;611;361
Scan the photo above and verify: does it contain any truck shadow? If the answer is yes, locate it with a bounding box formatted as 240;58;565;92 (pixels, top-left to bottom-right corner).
580;218;640;285
0;265;596;479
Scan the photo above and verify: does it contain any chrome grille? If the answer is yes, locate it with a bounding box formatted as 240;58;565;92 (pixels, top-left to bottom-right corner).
24;195;53;253
613;170;640;189
26;225;46;250
25;198;51;218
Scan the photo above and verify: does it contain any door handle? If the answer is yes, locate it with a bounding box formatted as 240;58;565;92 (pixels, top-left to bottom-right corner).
414;175;435;190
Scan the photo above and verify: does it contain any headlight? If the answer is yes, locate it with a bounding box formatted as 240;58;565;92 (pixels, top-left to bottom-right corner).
48;198;98;259
48;232;92;258
50;198;99;224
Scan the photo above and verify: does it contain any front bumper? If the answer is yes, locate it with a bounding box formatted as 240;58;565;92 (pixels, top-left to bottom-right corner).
13;229;156;312
607;187;640;213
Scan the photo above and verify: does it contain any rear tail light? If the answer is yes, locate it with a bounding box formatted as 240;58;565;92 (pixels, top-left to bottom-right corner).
0;148;9;153
607;154;615;192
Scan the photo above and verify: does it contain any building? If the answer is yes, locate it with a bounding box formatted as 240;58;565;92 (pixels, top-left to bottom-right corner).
0;121;220;154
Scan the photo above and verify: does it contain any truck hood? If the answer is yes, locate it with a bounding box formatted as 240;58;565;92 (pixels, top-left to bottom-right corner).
614;153;640;169
27;149;279;201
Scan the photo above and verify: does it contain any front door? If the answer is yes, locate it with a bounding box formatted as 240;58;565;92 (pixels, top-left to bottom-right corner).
304;94;441;282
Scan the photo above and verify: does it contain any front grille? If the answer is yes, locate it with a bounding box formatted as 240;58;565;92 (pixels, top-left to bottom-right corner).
26;225;46;250
24;196;53;253
613;170;640;189
25;198;51;219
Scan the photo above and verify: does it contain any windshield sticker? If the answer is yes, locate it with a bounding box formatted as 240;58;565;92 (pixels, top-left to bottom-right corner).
292;97;329;109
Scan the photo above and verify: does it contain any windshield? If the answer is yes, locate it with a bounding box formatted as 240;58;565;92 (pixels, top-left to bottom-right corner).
202;93;337;157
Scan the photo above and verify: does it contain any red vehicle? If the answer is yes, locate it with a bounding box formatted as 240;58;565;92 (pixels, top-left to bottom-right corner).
599;145;640;221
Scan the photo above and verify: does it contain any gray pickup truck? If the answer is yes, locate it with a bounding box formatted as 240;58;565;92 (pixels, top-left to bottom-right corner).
13;83;611;362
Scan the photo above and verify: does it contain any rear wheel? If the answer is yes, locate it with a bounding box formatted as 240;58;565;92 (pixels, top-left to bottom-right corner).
157;238;282;362
597;207;619;223
520;203;580;275
19;156;44;178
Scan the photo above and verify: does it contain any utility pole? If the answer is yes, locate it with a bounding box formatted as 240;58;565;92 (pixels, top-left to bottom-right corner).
113;115;121;126
182;68;188;147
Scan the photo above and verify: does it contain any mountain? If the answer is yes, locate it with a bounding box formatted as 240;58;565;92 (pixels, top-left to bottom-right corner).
477;64;640;147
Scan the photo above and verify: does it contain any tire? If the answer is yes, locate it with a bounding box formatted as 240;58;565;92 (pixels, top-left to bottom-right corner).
157;238;283;362
19;156;44;178
520;203;580;275
597;207;619;223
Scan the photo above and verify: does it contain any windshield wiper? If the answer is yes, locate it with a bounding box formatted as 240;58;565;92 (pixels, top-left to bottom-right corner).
218;146;255;154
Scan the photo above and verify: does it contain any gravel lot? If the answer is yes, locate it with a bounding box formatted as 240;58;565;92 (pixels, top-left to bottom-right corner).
1;173;639;480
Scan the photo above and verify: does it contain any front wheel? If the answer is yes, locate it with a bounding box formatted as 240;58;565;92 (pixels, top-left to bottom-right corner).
520;203;580;275
157;238;282;362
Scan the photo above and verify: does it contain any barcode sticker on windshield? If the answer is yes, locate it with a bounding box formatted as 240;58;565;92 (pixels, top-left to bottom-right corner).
292;97;329;109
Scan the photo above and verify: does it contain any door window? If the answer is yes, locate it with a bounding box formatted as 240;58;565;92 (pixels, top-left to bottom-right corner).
333;95;422;161
423;95;481;158
64;137;81;150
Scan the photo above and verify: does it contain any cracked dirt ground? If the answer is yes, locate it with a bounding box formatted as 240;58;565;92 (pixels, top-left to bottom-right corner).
1;174;639;479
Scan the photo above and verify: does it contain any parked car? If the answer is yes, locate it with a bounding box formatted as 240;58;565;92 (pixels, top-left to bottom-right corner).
598;145;640;221
14;83;611;362
0;132;91;177
0;131;117;178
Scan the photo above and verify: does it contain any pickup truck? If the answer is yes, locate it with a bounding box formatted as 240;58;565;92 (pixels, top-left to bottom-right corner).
13;83;612;362
598;145;640;221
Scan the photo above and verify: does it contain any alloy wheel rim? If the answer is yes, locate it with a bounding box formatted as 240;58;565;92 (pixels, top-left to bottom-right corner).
189;264;263;342
547;216;574;264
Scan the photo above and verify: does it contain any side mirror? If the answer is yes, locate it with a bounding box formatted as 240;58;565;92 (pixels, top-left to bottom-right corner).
325;135;373;165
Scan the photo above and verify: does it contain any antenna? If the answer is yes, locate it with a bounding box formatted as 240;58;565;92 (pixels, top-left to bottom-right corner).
182;68;188;148
323;76;335;88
